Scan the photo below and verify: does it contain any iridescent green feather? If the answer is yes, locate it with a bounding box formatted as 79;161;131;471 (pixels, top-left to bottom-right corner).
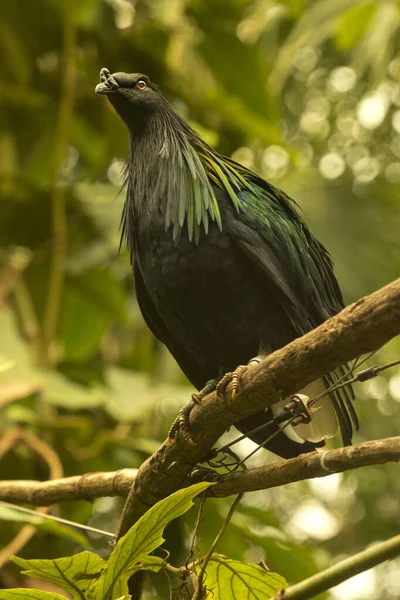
165;140;262;244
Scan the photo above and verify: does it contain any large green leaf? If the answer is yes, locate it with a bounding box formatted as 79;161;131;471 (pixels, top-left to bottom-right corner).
104;367;191;421
199;555;288;599
12;552;106;600
95;482;213;600
0;591;67;600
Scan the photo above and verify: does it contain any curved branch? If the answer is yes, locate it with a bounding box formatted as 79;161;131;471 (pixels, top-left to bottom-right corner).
277;532;400;600
1;438;399;505
0;429;63;568
118;279;400;537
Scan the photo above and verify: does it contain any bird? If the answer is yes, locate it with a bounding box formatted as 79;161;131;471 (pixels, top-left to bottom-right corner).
95;67;358;459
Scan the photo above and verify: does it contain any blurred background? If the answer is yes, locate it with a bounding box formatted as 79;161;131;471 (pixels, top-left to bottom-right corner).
0;0;400;598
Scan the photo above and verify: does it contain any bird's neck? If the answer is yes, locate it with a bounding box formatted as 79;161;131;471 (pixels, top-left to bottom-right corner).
123;111;189;242
123;109;207;248
122;107;246;253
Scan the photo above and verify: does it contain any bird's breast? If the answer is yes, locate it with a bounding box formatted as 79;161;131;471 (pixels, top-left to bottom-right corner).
137;222;233;280
135;221;276;370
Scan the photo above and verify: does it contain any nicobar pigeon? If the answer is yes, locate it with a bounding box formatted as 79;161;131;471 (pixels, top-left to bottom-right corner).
96;68;358;459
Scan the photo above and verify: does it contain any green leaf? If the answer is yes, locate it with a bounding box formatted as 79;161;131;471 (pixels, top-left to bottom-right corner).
270;0;358;90
104;368;192;421
198;555;288;599
58;268;126;362
198;29;278;122
71;115;105;171
96;482;213;599
11;552;106;600
0;591;67;600
335;1;376;51
133;555;165;572
43;371;105;410
0;505;88;546
0;306;43;395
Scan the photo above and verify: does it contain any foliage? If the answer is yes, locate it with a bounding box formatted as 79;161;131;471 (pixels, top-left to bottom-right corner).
0;483;284;600
196;555;287;600
0;0;399;599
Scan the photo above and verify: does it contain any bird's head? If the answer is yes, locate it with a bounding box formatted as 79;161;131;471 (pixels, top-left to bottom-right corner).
95;67;163;129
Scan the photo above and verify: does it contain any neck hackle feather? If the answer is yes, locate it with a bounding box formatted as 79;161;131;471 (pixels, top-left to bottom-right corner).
121;100;262;247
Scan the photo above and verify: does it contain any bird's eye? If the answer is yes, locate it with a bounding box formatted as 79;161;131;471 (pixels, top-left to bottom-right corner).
137;80;147;90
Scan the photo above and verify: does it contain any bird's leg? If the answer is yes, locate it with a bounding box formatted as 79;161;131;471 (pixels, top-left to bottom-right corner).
192;376;222;403
167;376;221;444
216;356;262;400
167;358;263;444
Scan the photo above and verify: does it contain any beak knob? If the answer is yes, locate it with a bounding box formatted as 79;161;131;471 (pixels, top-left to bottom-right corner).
95;67;119;94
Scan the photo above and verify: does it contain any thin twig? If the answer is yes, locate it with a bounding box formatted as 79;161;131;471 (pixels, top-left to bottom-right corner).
192;494;244;600
0;501;115;539
186;493;207;571
307;357;400;411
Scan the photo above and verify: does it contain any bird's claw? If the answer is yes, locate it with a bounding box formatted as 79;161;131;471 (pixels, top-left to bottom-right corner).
167;396;199;445
216;365;249;400
216;357;262;400
167;377;221;445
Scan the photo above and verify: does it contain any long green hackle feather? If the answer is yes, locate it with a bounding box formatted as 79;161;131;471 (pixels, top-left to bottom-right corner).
165;139;259;244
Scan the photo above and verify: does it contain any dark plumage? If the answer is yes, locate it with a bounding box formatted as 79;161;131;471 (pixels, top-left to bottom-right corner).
96;68;358;459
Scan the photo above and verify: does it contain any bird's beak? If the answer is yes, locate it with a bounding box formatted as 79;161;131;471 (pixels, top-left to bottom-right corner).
95;67;119;95
94;83;118;94
94;83;108;94
95;82;111;94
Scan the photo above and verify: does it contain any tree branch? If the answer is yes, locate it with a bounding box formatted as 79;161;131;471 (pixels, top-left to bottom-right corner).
42;0;77;364
1;438;400;506
199;437;400;496
0;469;138;505
117;279;400;537
277;532;400;600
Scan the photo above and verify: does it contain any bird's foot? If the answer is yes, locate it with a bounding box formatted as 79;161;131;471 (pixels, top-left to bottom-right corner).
167;399;198;445
216;356;262;400
167;377;221;445
191;377;221;404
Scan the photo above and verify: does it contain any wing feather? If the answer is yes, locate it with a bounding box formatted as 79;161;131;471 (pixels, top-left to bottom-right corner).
225;183;358;444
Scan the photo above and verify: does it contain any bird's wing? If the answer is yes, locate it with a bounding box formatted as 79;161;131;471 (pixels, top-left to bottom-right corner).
223;183;357;444
229;184;344;331
133;261;210;390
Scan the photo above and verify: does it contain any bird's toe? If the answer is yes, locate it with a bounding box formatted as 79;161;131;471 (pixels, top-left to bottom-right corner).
167;399;198;445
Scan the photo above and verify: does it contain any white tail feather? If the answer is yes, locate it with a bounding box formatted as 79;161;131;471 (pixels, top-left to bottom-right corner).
271;379;338;444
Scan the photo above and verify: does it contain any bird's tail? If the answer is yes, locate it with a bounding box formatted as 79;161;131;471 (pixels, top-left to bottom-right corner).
235;365;358;459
